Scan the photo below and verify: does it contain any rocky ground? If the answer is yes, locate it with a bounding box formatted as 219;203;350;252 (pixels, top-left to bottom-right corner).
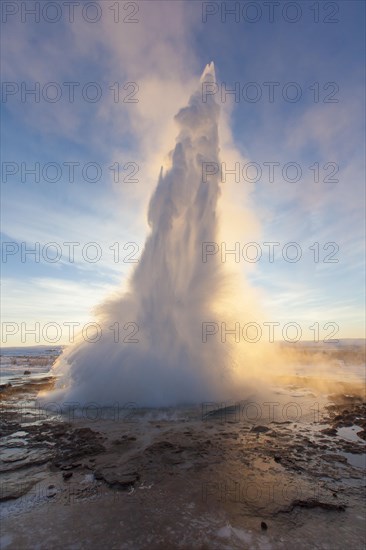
1;372;365;549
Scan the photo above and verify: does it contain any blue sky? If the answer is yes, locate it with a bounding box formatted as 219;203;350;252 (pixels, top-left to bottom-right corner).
1;0;365;345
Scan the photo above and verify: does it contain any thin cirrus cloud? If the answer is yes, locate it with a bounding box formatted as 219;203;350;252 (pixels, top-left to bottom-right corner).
1;1;365;344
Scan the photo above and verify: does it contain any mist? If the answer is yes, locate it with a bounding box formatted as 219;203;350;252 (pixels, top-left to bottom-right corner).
44;64;282;407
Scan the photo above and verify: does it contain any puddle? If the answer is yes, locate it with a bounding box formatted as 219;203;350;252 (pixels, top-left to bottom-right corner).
340;452;366;470
337;425;364;442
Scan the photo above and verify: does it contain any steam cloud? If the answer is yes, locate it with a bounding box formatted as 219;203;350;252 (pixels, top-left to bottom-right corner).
47;64;270;407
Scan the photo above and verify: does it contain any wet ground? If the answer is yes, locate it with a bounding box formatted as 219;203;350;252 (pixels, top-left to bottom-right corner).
0;350;365;549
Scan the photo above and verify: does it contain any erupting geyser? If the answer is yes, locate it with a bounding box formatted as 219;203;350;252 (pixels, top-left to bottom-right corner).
48;63;265;407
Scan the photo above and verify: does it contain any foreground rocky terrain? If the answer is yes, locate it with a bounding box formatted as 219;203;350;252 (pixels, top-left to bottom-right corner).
1;367;365;549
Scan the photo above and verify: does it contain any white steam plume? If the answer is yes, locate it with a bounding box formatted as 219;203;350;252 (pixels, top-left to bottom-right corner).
46;63;270;407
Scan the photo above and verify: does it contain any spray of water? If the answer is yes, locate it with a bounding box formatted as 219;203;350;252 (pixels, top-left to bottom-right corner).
47;63;271;407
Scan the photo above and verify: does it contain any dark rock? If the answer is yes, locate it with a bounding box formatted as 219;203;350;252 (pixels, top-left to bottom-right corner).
63;471;73;480
270;421;291;425
52;427;105;464
23;370;31;375
321;454;348;464
251;426;270;433
96;468;140;490
281;499;346;513
261;521;268;531
321;427;337;436
53;430;68;438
